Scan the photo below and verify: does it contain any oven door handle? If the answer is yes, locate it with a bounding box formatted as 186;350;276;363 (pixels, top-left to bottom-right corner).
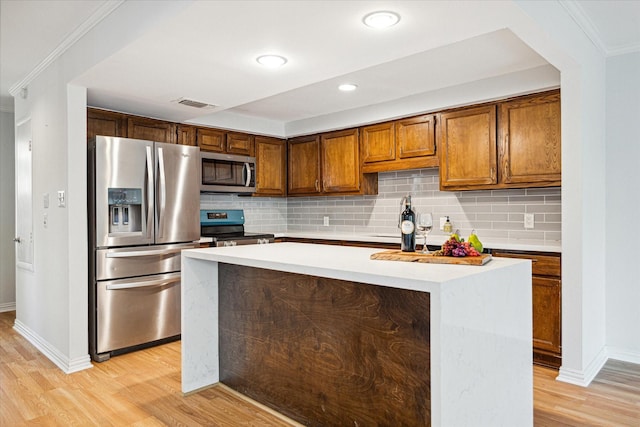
105;274;181;290
105;248;184;258
243;162;251;187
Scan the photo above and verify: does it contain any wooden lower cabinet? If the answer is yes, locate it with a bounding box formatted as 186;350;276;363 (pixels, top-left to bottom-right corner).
492;250;562;368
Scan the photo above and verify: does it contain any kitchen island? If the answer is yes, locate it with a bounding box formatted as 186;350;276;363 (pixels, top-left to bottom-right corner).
181;243;532;426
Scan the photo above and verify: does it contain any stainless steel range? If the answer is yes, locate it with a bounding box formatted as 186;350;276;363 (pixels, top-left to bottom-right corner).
200;209;274;246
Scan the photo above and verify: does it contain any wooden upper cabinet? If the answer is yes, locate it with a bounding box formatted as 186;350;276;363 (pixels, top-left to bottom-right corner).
127;116;176;144
288;135;321;195
177;125;196;146
397;115;436;159
87;108;127;140
321;129;361;193
499;90;561;186
255;136;286;197
197;128;226;152
226;132;255;156
288;130;377;196
438;105;497;190
362;122;396;164
362;115;438;173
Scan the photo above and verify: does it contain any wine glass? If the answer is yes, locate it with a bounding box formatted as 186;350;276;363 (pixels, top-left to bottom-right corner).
417;213;433;254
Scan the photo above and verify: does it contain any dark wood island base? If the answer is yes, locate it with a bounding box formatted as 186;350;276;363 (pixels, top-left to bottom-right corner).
218;263;431;426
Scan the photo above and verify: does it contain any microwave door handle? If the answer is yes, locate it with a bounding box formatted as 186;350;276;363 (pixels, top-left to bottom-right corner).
244;162;251;187
105;275;181;290
145;146;154;239
157;146;166;238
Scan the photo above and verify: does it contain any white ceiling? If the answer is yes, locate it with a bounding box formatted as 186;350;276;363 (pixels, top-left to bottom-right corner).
1;0;639;136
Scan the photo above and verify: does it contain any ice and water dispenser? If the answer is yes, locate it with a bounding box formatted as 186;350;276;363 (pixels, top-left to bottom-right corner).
108;188;142;234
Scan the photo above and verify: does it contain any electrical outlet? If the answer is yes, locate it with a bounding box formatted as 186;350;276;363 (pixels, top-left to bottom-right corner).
43;212;48;228
524;213;535;229
440;217;447;231
323;216;329;226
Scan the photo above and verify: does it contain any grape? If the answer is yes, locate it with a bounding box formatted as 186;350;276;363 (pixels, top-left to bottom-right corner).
439;236;481;257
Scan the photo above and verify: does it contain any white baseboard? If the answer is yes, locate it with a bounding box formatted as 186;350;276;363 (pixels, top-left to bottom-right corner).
13;319;93;374
607;346;640;365
0;302;16;312
556;346;608;387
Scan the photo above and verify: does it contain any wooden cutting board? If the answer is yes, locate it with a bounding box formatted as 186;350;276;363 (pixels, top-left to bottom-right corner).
370;250;492;266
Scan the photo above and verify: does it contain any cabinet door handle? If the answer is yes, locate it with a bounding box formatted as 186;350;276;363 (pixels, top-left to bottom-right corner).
315;179;320;192
490;167;496;181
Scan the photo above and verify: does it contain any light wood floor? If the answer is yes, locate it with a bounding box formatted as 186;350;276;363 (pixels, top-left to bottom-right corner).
1;311;639;426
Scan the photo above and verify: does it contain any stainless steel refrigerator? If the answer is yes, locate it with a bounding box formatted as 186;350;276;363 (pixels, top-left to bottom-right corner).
88;136;200;362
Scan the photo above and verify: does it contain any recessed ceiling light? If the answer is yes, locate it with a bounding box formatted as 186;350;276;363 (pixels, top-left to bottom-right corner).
363;11;400;29
256;54;287;68
338;83;358;92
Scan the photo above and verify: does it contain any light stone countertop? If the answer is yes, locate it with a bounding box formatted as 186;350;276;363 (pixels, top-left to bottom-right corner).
271;231;562;253
182;242;528;294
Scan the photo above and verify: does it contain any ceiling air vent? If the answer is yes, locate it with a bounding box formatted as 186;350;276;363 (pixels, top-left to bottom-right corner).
176;98;216;109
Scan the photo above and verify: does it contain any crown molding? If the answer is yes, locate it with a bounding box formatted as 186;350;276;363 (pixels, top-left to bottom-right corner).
560;0;640;57
560;0;608;56
9;0;124;97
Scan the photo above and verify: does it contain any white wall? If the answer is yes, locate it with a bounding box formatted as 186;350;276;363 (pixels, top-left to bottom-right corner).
605;52;640;362
0;109;16;312
12;1;191;373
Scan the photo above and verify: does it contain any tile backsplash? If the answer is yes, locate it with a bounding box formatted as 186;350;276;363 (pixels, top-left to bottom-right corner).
201;168;561;244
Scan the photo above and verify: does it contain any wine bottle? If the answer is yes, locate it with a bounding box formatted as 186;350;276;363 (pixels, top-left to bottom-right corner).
400;195;416;252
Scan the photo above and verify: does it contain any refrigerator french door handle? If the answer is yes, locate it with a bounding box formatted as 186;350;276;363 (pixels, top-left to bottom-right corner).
145;146;154;240
105;275;181;291
157;147;166;238
105;248;185;258
243;162;251;187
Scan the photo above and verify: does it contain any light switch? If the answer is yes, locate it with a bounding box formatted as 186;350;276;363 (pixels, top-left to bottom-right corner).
43;193;49;208
323;216;330;226
57;190;65;207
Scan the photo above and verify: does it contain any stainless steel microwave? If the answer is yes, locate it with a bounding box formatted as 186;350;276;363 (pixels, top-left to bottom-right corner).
200;151;256;194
